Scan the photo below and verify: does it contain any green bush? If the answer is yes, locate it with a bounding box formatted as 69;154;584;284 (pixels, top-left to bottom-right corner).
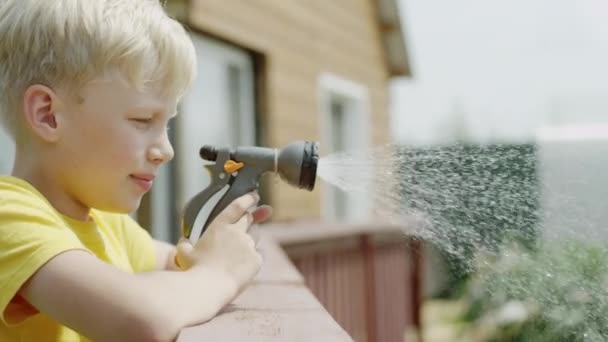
459;240;608;341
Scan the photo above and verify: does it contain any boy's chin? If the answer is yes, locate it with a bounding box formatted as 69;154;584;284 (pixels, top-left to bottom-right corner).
96;197;143;214
120;199;143;214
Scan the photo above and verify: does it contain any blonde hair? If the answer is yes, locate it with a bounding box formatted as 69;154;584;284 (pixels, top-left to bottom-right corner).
0;0;197;140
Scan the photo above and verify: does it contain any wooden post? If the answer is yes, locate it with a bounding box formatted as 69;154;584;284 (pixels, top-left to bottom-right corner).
361;235;377;342
410;239;423;340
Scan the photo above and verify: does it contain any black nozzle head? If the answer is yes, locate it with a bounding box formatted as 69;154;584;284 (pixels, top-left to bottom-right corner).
200;146;218;161
299;141;319;191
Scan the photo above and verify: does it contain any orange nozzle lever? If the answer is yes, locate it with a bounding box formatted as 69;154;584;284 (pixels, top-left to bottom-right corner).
224;160;245;173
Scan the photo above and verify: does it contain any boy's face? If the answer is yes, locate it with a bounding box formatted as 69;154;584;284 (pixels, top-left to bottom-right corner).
55;73;177;214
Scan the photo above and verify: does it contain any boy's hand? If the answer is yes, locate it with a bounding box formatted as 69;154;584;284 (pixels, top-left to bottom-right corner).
175;192;273;292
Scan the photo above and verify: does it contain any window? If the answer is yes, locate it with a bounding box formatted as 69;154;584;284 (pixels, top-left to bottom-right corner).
145;34;257;242
0;129;14;175
319;73;371;222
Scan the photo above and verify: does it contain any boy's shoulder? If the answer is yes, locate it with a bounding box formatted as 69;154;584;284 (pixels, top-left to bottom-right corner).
0;175;138;229
0;175;60;218
0;175;120;229
0;175;40;194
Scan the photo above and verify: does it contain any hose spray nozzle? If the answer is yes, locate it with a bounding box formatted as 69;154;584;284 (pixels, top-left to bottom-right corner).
182;141;319;240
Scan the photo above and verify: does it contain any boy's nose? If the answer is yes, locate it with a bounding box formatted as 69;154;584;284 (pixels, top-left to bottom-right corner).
148;135;174;164
148;147;173;164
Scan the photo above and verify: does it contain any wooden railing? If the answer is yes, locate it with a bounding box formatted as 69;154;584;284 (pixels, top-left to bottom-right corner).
267;222;422;342
177;232;353;341
177;222;421;342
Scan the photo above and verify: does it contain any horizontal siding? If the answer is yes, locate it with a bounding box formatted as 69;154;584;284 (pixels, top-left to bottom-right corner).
189;0;390;221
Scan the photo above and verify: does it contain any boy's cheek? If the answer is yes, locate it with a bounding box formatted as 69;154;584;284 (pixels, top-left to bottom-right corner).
105;132;147;163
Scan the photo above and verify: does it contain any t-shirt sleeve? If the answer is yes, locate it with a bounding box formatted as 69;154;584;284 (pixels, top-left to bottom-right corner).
0;194;85;326
119;215;157;273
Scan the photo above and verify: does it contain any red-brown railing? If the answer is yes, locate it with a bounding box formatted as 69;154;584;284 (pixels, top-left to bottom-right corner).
268;223;423;342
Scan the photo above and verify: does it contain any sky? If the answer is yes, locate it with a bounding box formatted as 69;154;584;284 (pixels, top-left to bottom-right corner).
391;0;608;146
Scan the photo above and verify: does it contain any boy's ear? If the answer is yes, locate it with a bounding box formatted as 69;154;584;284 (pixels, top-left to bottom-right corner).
23;84;63;142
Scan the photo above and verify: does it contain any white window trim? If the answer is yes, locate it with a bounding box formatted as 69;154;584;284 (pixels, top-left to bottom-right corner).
318;72;371;222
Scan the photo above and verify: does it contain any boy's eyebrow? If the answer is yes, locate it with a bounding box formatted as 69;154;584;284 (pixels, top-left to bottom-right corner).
128;107;178;118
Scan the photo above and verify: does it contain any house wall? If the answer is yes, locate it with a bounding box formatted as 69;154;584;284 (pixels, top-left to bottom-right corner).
187;0;391;222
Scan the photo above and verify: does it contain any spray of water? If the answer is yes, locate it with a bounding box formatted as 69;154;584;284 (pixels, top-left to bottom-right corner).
318;144;539;261
317;143;608;340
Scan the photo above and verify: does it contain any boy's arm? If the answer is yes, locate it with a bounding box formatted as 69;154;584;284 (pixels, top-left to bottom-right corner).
19;193;271;342
21;249;239;342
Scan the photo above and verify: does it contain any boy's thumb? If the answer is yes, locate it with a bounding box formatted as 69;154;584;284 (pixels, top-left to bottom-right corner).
175;238;194;270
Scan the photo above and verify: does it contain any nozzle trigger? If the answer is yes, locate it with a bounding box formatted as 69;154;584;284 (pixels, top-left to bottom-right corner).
224;160;244;174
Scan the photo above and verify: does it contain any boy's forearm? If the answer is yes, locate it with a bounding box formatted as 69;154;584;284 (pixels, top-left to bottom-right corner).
133;266;239;338
21;250;240;342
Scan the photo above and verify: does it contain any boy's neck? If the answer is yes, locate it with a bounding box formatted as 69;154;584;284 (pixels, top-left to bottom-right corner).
12;152;92;222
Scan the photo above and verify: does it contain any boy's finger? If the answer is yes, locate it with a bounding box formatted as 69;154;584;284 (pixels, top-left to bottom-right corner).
252;205;273;224
175;238;194;270
215;192;259;225
233;210;255;234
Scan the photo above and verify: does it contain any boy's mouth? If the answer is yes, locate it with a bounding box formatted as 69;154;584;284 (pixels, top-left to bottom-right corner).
129;174;155;192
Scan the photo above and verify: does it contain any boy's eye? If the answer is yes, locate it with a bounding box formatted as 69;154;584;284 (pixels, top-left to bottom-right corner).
130;118;152;124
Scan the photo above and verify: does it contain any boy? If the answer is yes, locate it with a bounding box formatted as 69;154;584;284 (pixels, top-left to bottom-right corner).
0;0;272;341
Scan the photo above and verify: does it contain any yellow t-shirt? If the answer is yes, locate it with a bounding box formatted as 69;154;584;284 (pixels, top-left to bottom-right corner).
0;175;157;341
